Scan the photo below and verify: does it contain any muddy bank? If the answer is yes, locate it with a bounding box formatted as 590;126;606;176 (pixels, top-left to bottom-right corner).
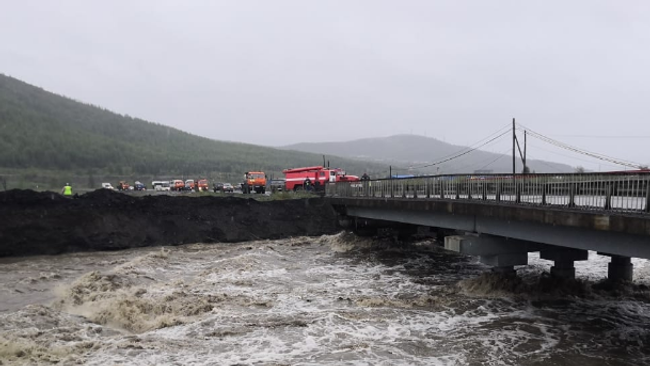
0;189;340;257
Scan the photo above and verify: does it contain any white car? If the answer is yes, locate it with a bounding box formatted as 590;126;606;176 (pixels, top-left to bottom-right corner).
152;181;171;191
101;183;115;190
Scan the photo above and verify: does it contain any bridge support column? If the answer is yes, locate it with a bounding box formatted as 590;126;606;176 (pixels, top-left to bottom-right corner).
444;235;548;275
540;248;588;280
608;255;633;282
491;265;516;276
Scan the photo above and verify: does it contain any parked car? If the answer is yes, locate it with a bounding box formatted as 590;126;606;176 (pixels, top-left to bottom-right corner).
118;181;130;191
153;181;171;191
268;179;285;192
184;179;195;191
101;182;115;190
213;182;234;193
133;181;146;191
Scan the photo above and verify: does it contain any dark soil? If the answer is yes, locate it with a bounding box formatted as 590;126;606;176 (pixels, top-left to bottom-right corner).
0;189;341;257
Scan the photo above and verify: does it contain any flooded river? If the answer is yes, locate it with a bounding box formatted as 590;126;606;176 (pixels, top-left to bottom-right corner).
1;233;649;365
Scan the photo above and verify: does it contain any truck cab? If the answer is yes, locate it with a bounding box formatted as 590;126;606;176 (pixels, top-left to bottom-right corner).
242;171;267;194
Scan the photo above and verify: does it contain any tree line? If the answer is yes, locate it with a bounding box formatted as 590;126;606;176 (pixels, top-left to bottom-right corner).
0;74;388;185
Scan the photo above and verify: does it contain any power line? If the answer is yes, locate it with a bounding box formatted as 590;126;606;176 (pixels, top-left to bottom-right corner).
526;142;620;170
547;134;650;139
473;148;511;172
524;153;563;172
408;123;512;170
517;123;643;169
409;130;511;170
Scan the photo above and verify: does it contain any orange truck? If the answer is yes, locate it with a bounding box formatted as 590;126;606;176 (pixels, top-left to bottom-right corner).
241;171;267;194
196;179;209;192
172;179;185;191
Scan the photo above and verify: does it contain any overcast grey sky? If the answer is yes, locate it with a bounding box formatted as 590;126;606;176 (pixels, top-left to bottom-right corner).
1;0;649;171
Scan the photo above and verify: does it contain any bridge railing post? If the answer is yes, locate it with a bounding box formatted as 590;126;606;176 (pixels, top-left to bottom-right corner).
413;179;418;199
496;179;501;202
467;179;472;200
569;183;576;208
604;183;612;210
645;179;650;213
439;180;445;199
482;182;487;200
426;179;431;198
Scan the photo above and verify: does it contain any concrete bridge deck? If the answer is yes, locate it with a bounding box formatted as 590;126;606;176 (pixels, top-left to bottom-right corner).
326;172;650;281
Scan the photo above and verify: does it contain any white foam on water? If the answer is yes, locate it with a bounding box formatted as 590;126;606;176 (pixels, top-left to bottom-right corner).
1;234;650;365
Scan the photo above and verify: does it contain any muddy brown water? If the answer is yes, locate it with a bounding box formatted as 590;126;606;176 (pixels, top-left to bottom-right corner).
1;233;649;365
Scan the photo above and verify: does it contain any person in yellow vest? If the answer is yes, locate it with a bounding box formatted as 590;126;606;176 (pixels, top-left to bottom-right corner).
61;183;72;196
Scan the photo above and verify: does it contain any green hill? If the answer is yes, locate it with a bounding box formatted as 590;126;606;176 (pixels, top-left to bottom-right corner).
0;74;389;189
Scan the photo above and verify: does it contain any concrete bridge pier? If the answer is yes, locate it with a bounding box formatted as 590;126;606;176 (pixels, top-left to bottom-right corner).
607;255;633;282
444;235;544;276
540;248;588;280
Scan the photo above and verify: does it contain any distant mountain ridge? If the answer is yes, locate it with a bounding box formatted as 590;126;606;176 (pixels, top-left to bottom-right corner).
283;134;574;174
0;74;389;183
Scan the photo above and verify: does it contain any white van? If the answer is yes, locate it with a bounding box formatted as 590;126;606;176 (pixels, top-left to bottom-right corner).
152;181;171;191
101;183;115;190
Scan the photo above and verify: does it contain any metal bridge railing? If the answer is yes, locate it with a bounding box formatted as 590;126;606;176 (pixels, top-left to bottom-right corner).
325;172;650;214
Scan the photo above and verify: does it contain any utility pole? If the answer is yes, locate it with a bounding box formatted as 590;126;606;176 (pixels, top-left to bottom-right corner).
523;130;527;173
512;118;517;175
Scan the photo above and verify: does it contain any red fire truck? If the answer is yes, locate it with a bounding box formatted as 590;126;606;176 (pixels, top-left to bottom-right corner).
282;166;360;191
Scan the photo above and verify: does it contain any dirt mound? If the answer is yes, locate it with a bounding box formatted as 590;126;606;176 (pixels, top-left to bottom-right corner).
0;190;340;257
0;189;67;206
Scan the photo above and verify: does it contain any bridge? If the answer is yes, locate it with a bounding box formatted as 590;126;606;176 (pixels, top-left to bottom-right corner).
325;172;650;281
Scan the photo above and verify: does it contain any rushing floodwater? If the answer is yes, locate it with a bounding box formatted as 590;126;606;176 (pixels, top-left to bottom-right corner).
1;233;649;365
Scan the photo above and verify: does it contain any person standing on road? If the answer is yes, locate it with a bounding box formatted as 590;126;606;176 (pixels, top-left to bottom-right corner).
304;177;312;191
61;183;72;196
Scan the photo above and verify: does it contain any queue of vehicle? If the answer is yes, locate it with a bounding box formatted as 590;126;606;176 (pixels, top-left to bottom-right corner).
100;165;363;194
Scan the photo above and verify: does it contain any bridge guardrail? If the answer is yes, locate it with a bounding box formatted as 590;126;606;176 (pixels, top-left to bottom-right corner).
325;172;650;214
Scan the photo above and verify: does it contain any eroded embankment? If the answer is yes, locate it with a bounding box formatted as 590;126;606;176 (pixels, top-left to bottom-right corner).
0;189;340;257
